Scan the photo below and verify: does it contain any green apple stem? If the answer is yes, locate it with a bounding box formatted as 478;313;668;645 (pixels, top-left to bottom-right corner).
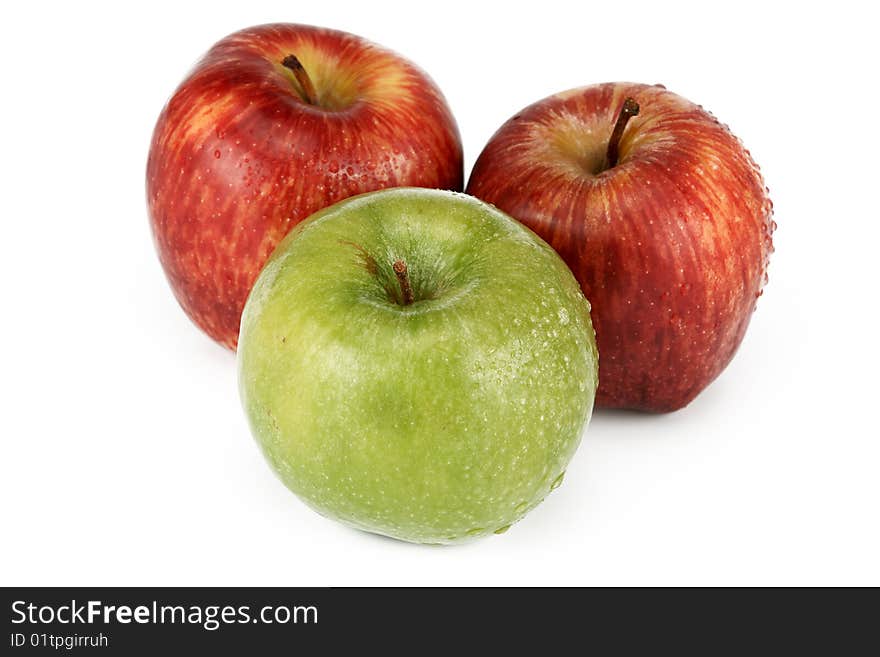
281;55;318;105
393;260;415;306
605;97;640;168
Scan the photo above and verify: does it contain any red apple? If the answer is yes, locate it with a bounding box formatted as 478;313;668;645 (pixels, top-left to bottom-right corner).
467;83;774;412
147;23;463;349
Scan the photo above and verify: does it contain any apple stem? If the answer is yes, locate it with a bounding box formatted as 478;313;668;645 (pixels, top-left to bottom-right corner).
393;260;415;306
605;97;640;168
281;55;318;105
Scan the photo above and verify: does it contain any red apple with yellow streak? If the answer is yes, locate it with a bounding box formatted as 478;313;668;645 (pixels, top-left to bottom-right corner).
467;83;774;412
147;23;463;349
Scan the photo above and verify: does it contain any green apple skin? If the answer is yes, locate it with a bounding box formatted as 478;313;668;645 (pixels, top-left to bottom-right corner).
238;188;598;544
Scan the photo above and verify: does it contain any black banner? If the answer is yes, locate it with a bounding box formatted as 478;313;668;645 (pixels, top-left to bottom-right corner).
1;587;874;653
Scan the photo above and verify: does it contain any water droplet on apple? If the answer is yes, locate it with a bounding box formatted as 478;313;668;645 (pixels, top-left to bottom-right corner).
328;160;339;173
514;502;528;515
550;472;565;491
494;525;511;535
213;149;221;159
466;528;484;537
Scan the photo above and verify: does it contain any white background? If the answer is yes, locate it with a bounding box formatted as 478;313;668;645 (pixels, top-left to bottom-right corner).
1;0;877;586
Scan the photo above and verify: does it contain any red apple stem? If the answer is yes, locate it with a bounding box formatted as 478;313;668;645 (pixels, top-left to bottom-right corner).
605;97;640;168
281;55;318;105
393;260;415;306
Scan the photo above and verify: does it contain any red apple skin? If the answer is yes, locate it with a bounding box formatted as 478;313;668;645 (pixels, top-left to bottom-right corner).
467;83;774;412
147;24;463;349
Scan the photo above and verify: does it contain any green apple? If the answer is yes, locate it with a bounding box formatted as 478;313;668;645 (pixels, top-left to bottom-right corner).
238;188;598;544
